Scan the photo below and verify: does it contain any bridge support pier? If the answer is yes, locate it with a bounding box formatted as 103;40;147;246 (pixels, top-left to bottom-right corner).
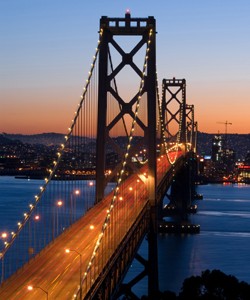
170;164;191;221
169;153;196;221
148;206;159;299
117;253;147;300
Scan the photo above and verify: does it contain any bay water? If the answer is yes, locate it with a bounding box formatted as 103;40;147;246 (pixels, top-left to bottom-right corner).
0;177;250;296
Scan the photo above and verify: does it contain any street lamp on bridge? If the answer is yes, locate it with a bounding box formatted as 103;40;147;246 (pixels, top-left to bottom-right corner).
27;285;49;300
70;189;80;225
65;248;82;299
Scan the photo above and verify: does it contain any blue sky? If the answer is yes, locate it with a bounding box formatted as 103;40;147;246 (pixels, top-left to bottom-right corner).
1;0;250;134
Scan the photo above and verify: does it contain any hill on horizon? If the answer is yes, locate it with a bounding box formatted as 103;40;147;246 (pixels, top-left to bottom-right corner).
2;132;249;160
1;132;65;146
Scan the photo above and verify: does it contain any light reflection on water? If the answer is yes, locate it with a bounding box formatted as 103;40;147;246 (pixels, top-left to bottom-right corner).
1;178;250;296
123;183;250;296
205;198;250;202
199;210;250;218
200;231;250;238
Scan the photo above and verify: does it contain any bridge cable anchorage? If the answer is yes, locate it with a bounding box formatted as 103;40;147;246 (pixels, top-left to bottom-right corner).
78;28;154;298
0;28;104;283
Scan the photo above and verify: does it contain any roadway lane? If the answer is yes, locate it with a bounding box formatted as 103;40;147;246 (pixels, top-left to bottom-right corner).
0;198;109;300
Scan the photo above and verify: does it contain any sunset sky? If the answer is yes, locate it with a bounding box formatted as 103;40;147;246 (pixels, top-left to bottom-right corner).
1;1;250;135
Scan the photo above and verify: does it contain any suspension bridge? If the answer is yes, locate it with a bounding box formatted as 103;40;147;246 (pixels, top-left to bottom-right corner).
0;12;199;300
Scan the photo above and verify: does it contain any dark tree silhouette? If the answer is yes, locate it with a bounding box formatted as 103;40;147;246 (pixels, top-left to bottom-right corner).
139;269;250;300
178;269;250;300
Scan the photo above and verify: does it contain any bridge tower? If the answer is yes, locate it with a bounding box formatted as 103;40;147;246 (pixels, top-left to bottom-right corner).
185;104;198;202
186;104;195;150
161;78;187;145
95;12;158;298
161;78;197;220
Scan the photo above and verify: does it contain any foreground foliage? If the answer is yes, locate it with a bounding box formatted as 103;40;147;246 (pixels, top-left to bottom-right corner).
141;269;250;300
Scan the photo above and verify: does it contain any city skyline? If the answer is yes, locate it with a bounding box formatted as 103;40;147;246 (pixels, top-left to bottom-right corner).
1;1;250;135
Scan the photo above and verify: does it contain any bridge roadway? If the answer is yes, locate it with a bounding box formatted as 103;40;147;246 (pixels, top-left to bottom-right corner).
0;151;183;300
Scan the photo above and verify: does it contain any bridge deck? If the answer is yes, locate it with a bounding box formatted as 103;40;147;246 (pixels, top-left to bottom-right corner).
0;151;183;299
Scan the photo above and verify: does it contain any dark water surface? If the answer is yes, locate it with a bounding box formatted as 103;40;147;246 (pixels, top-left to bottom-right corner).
1;177;250;296
126;183;250;296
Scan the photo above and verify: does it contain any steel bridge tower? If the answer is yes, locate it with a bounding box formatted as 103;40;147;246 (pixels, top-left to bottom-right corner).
95;12;158;298
162;77;187;145
161;78;197;220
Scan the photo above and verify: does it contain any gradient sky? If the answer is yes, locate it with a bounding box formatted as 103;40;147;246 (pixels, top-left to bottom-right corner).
1;0;250;135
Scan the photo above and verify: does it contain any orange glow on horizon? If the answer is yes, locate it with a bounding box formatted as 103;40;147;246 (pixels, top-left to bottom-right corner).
1;80;249;135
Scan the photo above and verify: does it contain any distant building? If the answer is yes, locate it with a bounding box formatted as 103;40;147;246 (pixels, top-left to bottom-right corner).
211;135;223;162
212;134;235;171
198;134;236;183
237;152;250;183
221;148;236;168
245;152;250;164
237;165;250;183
